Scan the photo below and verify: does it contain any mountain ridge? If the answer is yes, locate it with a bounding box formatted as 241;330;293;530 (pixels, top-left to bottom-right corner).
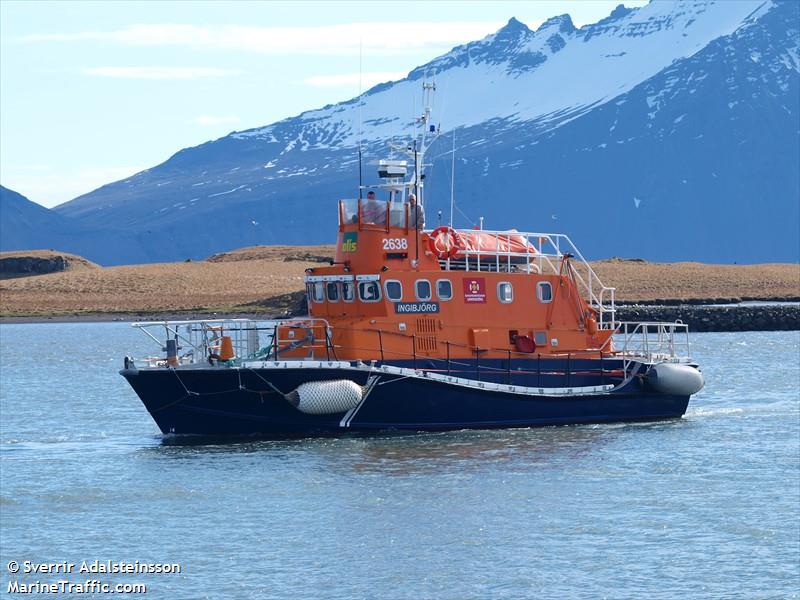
0;185;172;264
6;0;797;265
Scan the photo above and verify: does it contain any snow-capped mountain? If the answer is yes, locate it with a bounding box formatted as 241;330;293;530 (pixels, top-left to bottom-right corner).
50;0;799;265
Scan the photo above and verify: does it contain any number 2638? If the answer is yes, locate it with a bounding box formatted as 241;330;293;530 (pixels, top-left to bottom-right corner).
382;238;408;250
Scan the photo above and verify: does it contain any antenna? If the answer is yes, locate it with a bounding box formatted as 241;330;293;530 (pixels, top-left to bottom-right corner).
413;138;419;265
357;38;364;199
358;150;363;199
449;128;456;228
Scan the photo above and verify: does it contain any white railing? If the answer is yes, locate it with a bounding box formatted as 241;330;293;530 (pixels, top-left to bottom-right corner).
439;229;617;329
613;321;691;374
130;318;332;367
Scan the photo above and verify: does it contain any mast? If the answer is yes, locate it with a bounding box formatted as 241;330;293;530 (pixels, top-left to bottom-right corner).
416;80;437;209
413;140;419;200
376;78;440;234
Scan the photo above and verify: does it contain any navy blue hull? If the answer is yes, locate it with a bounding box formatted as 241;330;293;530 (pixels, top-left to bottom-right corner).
121;364;690;437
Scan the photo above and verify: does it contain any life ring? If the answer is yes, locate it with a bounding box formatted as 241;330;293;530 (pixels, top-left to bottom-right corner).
427;226;463;260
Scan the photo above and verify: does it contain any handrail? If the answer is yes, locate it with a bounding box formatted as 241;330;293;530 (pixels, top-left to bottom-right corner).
128;318;696;394
131;318;332;366
132;317;689;361
133;318;690;386
613;321;691;376
129;316;692;391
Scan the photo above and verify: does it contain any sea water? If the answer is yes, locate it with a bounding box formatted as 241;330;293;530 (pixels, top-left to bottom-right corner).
0;324;798;599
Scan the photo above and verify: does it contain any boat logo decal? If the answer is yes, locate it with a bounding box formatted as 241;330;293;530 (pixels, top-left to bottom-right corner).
341;232;358;253
394;301;440;314
463;277;487;303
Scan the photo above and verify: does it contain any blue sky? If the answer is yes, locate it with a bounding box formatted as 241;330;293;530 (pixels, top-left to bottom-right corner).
0;0;647;208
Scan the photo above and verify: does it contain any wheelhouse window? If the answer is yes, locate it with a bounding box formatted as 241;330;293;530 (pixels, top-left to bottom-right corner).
498;282;514;303
415;279;432;301
384;280;403;302
342;281;355;302
436;279;453;301
537;281;553;303
340;199;359;225
358;281;381;303
389;202;407;228
360;198;387;226
326;282;339;302
312;282;325;303
534;331;547;346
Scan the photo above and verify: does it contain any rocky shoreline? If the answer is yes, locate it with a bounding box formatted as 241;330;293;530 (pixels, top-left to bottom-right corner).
616;303;800;332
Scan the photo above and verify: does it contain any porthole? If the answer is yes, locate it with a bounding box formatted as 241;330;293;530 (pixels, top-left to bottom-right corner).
326;282;340;302
358;281;382;303
497;282;514;303
342;281;355;302
415;279;432;301
312;282;325;303
537;281;553;303
384;280;403;302
436;279;452;301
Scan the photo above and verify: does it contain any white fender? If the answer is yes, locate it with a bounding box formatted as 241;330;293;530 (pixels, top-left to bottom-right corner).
287;380;363;415
648;363;704;396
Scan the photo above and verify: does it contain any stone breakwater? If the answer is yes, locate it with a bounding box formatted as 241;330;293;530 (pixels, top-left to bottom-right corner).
616;304;800;332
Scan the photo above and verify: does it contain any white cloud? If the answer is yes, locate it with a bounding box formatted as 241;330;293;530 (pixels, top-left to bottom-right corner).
22;21;508;56
82;66;240;79
302;71;407;88
191;115;241;126
0;165;147;208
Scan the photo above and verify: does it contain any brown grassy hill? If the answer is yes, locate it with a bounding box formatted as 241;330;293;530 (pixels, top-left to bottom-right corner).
0;245;797;318
592;259;800;303
0;250;100;280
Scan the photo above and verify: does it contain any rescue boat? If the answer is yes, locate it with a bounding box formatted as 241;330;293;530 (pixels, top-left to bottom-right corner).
120;87;704;437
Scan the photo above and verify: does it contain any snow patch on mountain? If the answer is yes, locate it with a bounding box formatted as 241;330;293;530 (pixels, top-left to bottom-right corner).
233;0;774;150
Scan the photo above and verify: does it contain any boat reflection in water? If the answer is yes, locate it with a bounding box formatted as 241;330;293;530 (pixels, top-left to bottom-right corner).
152;422;669;478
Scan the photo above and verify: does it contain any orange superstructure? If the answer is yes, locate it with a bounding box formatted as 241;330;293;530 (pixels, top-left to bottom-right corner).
272;80;621;367
293;196;616;365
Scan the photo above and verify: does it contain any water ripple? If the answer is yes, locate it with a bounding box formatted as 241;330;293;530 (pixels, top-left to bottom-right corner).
1;325;798;598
